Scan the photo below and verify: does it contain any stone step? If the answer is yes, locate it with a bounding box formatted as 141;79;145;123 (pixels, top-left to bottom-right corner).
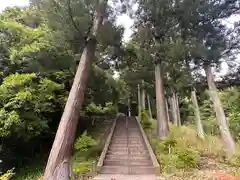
106;154;151;161
112;140;144;144
93;174;159;180
111;138;143;141
107;150;149;156
100;166;156;175
97;116;157;176
109;144;146;148
104;159;153;166
108;148;147;153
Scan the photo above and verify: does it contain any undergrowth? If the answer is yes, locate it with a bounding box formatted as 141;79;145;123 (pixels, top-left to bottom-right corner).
0;169;14;180
72;118;113;177
13;117;113;179
147;122;240;174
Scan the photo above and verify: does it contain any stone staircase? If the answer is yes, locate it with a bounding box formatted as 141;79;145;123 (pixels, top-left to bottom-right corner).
94;115;160;180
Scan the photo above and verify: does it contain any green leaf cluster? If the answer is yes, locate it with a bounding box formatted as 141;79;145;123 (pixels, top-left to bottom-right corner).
0;73;66;139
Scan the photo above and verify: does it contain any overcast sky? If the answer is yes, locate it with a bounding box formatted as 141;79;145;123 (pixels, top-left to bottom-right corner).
0;0;134;40
1;0;239;41
1;0;239;76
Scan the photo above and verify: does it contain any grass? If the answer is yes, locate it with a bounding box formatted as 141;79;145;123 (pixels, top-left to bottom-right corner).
14;166;43;180
145;120;240;179
72;118;114;177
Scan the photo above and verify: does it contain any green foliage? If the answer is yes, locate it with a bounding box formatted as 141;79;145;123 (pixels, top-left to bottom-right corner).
74;132;97;152
72;161;93;177
140;110;152;130
175;149;199;169
227;152;240;168
199;88;240;140
73;134;97;176
150;127;199;172
85;102;116;116
148;125;238;173
0;73;65;139
220;88;240;141
15;167;43;180
180;97;195;123
0;169;14;180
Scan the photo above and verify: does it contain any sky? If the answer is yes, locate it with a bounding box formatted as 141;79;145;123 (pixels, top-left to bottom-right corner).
0;0;29;11
1;0;239;41
0;0;239;76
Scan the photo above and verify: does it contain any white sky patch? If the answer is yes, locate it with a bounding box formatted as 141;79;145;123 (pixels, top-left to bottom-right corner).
113;71;120;79
116;14;134;42
0;0;29;11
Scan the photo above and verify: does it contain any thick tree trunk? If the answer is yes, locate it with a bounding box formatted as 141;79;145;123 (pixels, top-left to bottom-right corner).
176;94;181;126
138;84;142;119
165;99;170;123
147;94;153;120
204;66;236;155
43;1;108;179
155;63;169;140
168;98;173;123
170;93;178;125
128;97;131;117
191;90;205;139
141;80;146;110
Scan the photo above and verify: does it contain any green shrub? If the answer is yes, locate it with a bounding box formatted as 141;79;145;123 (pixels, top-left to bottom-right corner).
227;153;240;167
175;148;199;169
74;132;97;152
140;110;152;130
152;138;199;172
72;161;93;176
85;102;116;116
0;73;66;139
149;126;219;173
229;112;240;141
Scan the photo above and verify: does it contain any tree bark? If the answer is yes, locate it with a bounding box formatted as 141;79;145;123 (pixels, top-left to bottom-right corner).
155;63;169;140
170;93;178;125
147;94;153;120
175;94;181;126
138;84;142;119
43;1;108;179
204;65;236;155
128;97;131;117
141;80;146;110
168;98;173;123
191;90;205;139
165;99;170;123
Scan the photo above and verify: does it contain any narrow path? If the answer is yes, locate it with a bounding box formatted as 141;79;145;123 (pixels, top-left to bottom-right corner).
94;116;159;180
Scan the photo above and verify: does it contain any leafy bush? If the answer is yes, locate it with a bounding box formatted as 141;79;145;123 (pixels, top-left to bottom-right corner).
0;73;66;139
150;133;199;172
73;132;100;177
140;110;152;130
75;132;97;152
148;125;235;173
228;153;240;167
175;148;199;169
0;73;66;170
0;169;14;180
85;102;116;116
15;167;43;180
72;161;93;176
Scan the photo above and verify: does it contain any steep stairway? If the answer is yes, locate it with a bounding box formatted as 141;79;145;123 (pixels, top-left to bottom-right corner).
94;115;159;179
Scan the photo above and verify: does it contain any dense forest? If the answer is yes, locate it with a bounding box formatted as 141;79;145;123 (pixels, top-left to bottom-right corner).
0;0;240;179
